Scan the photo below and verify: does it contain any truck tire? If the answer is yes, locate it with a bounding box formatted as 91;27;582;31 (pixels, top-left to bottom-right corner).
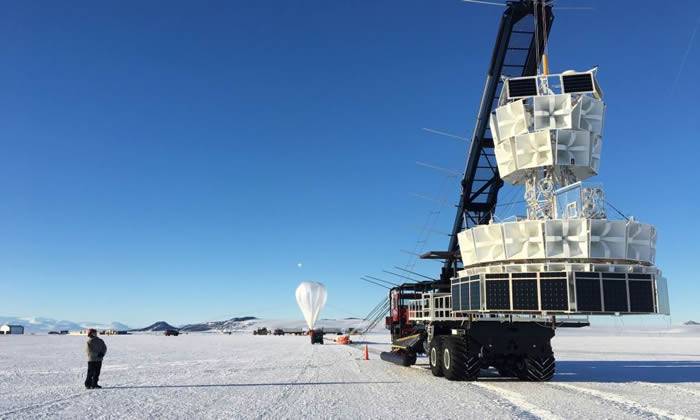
428;338;443;377
521;354;555;382
441;336;479;381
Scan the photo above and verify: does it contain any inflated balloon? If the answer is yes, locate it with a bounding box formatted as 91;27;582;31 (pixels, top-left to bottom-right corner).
295;282;327;330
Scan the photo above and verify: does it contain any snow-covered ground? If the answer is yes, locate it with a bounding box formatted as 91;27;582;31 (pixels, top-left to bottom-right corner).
1;328;699;419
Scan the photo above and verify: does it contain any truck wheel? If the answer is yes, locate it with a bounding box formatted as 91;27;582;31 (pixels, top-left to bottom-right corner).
441;336;479;381
521;354;555;381
428;338;443;377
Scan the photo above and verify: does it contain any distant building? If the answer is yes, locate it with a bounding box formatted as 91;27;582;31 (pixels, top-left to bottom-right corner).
0;324;24;335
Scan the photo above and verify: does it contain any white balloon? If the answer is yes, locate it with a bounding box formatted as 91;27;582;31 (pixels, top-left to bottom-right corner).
295;281;327;330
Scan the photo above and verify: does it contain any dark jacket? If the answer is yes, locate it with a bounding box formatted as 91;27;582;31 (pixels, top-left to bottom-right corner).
86;336;107;362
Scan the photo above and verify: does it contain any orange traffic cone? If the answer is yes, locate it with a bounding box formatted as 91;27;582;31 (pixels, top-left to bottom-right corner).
363;344;369;361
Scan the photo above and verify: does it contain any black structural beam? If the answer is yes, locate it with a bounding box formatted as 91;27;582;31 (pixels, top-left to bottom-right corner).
422;0;553;283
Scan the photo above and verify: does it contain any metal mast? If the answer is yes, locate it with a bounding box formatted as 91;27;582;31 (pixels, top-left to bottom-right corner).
421;0;553;283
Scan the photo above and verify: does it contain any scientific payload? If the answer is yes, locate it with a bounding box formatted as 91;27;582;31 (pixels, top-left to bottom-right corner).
378;0;670;382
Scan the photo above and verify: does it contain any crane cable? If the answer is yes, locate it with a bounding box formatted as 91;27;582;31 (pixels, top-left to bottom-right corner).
541;0;550;74
533;0;550;76
533;0;541;75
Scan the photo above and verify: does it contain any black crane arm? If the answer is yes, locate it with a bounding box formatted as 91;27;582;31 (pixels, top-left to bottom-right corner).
421;1;553;284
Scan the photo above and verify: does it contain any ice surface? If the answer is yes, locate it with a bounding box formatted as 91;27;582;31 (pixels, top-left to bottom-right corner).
1;327;699;419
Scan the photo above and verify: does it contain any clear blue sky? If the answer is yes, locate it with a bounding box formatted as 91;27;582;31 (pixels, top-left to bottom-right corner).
1;1;698;327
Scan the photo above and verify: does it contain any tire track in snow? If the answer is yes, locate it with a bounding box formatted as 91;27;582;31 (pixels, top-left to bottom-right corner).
548;382;695;420
634;382;700;399
471;382;563;420
0;391;86;418
256;341;313;419
405;364;559;419
365;346;560;420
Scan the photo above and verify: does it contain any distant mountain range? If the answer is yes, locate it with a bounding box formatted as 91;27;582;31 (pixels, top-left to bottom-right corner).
180;317;257;332
7;315;698;334
0;316;130;333
130;321;179;332
1;315;374;334
0;316;262;333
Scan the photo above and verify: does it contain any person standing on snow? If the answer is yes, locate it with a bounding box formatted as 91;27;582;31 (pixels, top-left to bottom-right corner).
84;328;107;389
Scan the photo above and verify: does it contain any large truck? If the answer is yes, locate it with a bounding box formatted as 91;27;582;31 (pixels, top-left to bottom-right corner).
379;0;669;381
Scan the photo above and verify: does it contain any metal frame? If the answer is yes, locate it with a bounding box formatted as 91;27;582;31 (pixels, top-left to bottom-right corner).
421;1;554;287
502;71;599;102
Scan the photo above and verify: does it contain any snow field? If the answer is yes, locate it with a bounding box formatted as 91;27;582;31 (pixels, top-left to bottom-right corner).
0;331;699;419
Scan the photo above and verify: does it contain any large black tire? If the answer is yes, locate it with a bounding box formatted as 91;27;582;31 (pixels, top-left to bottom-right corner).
520;354;555;382
428;338;443;377
441;336;480;381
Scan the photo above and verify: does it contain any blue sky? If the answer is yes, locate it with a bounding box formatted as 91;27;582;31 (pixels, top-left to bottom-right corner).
1;1;698;327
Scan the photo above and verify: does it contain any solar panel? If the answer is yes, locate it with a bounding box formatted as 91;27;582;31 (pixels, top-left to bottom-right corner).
602;279;628;312
512;279;538;310
460;283;469;310
628;280;654;313
575;273;602;311
470;281;481;310
452;284;461;311
540;278;569;311
561;73;595;94
485;280;510;310
507;77;538;98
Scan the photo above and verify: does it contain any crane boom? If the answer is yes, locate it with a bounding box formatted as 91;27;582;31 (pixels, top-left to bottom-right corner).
421;0;553;283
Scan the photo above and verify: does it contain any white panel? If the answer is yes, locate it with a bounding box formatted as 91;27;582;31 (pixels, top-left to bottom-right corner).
649;226;657;264
627;221;653;262
556;129;591;166
656;276;670;315
489;112;501;144
524;264;545;272
515;131;554;170
569;263;590;272
546;263;568;271
593;264;629;273
544;219;589;258
590;220;627;260
544;263;591;272
472;224;506;263
591;135;602;173
578;96;605;136
502;220;545;260
533;94;574;131
486;265;504;273
494;137;517;179
495;100;530;138
457;229;477;266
